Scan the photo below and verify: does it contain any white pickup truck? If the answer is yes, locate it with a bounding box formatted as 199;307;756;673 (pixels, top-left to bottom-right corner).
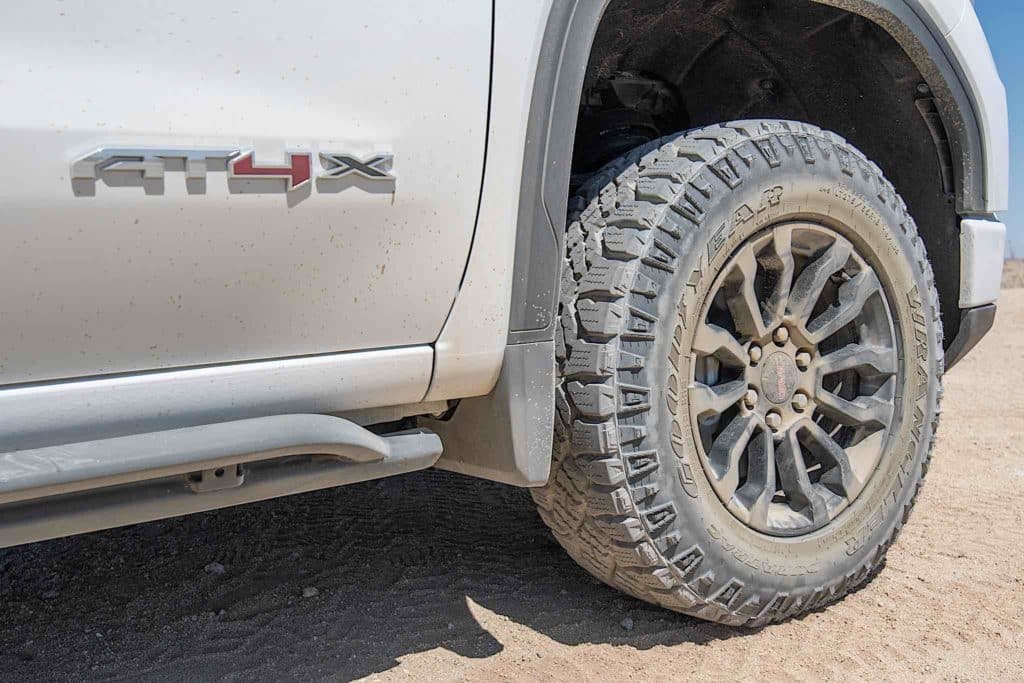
0;0;1007;626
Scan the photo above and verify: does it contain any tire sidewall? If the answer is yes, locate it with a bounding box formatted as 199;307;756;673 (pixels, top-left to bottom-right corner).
647;142;941;594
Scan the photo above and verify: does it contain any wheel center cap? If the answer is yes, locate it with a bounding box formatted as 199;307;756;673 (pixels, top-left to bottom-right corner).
760;352;798;404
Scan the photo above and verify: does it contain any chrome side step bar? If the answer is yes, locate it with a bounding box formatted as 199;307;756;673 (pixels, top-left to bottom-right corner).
0;414;443;548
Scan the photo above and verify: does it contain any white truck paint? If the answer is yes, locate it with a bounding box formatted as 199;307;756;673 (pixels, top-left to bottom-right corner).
959;218;1006;307
425;0;555;401
0;345;433;453
0;0;489;384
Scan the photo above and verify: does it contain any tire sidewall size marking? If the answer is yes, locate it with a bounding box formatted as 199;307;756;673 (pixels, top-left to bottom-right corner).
661;156;938;578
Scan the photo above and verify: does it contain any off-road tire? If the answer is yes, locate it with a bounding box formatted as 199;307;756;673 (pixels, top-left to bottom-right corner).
531;120;943;626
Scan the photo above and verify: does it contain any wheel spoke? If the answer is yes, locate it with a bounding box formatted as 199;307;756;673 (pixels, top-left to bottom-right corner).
706;413;757;494
787;236;852;324
690;379;747;418
802;420;860;499
762;225;795;330
815;388;893;429
732;427;776;528
724;243;769;339
818;343;897;376
805;268;881;344
775;426;827;525
693;323;748;367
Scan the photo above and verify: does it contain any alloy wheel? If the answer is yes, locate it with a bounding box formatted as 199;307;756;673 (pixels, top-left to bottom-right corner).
689;223;899;536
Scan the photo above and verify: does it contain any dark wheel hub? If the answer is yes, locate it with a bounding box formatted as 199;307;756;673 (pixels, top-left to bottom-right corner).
689;223;899;536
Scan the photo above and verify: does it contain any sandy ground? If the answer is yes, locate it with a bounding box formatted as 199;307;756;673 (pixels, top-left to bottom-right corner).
1;292;1022;682
1003;260;1024;289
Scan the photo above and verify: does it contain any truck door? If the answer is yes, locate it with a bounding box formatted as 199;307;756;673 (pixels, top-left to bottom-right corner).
0;0;490;384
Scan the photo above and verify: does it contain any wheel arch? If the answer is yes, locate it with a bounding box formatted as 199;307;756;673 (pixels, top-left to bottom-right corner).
435;0;991;486
509;0;993;354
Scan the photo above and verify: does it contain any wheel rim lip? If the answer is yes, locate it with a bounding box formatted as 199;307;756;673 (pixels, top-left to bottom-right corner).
686;221;901;537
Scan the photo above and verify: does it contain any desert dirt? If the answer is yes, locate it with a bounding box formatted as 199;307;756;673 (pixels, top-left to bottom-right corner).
1003;259;1024;289
1;292;1022;682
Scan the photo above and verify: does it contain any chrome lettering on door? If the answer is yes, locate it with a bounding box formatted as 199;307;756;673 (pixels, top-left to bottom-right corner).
71;147;393;193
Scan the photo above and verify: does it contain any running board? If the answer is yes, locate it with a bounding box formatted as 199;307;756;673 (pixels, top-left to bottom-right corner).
0;415;443;548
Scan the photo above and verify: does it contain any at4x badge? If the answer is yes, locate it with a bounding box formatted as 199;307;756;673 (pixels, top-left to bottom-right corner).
70;147;394;192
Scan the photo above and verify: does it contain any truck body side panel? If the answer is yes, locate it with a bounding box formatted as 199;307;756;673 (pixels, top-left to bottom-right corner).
0;0;490;385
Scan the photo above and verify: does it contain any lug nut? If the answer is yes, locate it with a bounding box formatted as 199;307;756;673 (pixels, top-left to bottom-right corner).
795;351;811;370
765;412;782;432
792;392;809;412
773;327;789;344
743;389;758;409
748;345;763;364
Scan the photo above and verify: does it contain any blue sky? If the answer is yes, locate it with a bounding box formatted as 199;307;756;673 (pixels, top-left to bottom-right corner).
975;1;1021;256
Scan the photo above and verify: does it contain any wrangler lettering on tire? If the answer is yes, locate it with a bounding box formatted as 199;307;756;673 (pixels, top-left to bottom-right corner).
532;120;943;626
